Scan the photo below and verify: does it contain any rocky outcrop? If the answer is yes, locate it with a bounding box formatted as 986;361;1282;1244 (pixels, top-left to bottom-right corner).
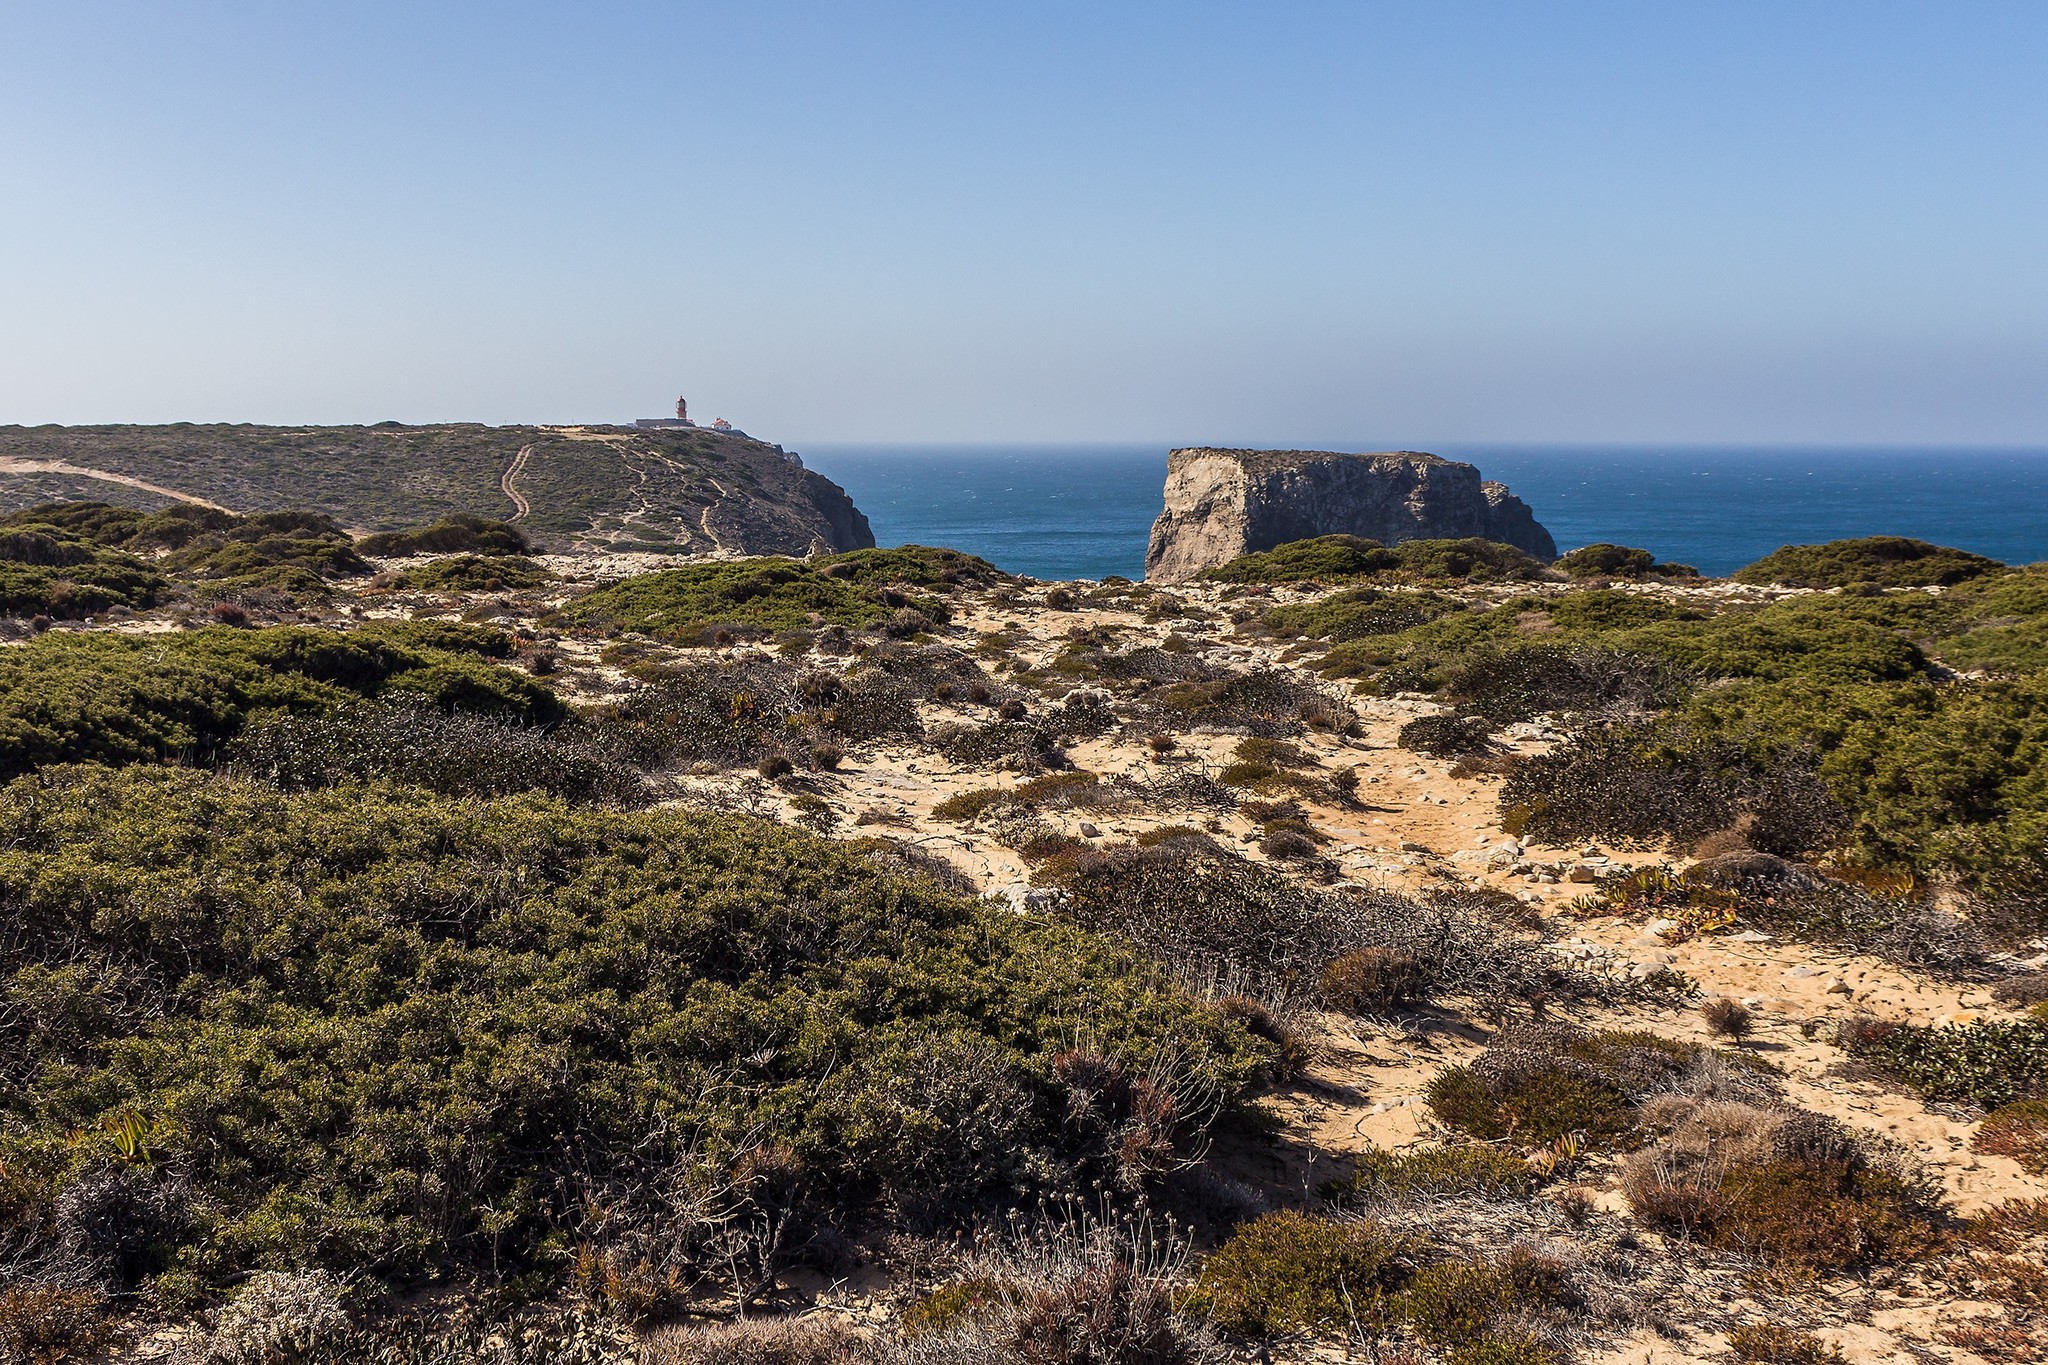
1144;448;1554;581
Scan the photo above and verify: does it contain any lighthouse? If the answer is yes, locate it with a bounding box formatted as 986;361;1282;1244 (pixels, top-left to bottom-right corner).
675;396;691;425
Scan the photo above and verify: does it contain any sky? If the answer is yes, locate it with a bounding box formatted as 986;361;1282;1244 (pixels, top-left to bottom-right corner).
1;1;2044;446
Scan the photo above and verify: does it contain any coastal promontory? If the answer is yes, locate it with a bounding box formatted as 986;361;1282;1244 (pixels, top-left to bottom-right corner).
1144;447;1555;581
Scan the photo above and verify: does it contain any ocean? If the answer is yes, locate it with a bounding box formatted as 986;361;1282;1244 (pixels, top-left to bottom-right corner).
800;444;2048;582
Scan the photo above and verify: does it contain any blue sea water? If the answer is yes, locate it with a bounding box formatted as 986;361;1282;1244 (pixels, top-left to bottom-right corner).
800;444;2048;582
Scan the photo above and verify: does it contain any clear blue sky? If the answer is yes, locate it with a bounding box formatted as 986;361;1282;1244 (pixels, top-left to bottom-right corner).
2;2;2044;445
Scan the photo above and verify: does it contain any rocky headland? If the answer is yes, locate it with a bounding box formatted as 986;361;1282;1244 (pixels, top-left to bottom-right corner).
1145;447;1555;581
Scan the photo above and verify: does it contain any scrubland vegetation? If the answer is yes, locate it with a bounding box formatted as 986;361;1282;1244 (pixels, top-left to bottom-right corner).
1;512;2046;1362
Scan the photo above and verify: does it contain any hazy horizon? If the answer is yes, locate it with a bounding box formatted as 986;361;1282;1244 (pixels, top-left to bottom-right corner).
4;3;2045;446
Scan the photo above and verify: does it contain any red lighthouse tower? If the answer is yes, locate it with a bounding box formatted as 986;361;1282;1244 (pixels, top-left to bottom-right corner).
676;396;690;425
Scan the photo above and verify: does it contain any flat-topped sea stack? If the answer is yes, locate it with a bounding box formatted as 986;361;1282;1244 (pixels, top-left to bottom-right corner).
1144;447;1555;581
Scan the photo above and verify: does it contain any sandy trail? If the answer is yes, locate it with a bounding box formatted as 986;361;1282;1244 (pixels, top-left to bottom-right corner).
0;457;233;512
500;445;533;520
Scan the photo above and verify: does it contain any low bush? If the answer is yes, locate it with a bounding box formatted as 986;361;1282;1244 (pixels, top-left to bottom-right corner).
0;624;561;781
1973;1099;2048;1175
230;701;646;805
1840;1019;2048;1108
1499;724;1843;854
1556;543;1695;579
0;517;167;618
1184;1210;1409;1337
356;513;531;557
1621;1099;1941;1270
589;655;920;770
390;554;552;592
1400;713;1495;758
0;1284;112;1363
1733;536;2002;589
1726;1324;1848;1365
1202;535;1398;584
1319;948;1425;1014
1263;588;1463;641
1426;1025;1714;1147
1399;1246;1575;1348
0;768;1266;1302
1325;1144;1535;1203
1144;668;1354;736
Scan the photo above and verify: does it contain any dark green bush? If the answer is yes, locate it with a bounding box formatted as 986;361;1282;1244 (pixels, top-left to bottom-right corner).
1733;536;2002;589
230;701;645;805
1839;1019;2048;1108
1326;1144;1535;1202
1263;588;1463;641
557;555;956;640
0;768;1264;1296
0;625;560;781
0;515;167;617
1201;535;1398;584
1399;713;1495;758
390;554;551;592
355;513;530;557
1425;1026;1707;1146
1556;543;1657;578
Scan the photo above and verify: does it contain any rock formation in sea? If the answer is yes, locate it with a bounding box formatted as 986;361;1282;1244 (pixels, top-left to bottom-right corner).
1144;448;1555;581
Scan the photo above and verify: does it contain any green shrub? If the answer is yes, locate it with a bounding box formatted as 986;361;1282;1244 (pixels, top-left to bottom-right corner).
557;555;959;641
230;701;645;805
1840;1019;2048;1108
1184;1210;1409;1337
0;517;166;617
0;768;1264;1293
355;513;530;557
1425;1026;1705;1146
391;554;551;592
1326;1144;1534;1202
1733;536;2002;589
0;625;561;781
1556;542;1672;579
1444;1341;1563;1365
1399;1247;1572;1347
1263;588;1462;641
1202;535;1398;583
1425;1061;1632;1146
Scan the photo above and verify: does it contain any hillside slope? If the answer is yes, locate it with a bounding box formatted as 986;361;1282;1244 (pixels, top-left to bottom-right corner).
0;423;874;555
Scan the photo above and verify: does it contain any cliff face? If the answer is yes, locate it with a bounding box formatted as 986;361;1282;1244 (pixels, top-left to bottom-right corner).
1144;448;1555;581
0;423;875;557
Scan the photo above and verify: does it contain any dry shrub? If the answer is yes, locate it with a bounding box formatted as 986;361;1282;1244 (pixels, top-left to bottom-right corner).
1700;997;1753;1041
0;1285;111;1364
1620;1099;1941;1270
203;1270;349;1364
895;1219;1226;1365
1974;1099;2048;1174
1726;1323;1847;1365
1991;972;2048;1008
1319;949;1424;1015
645;1316;863;1364
1399;713;1495;759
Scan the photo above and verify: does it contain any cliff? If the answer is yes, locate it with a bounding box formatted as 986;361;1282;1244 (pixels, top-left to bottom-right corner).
0;423;875;557
1144;448;1555;581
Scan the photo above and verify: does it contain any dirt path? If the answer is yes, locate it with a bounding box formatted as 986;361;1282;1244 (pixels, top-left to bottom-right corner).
0;457;234;512
500;445;533;521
